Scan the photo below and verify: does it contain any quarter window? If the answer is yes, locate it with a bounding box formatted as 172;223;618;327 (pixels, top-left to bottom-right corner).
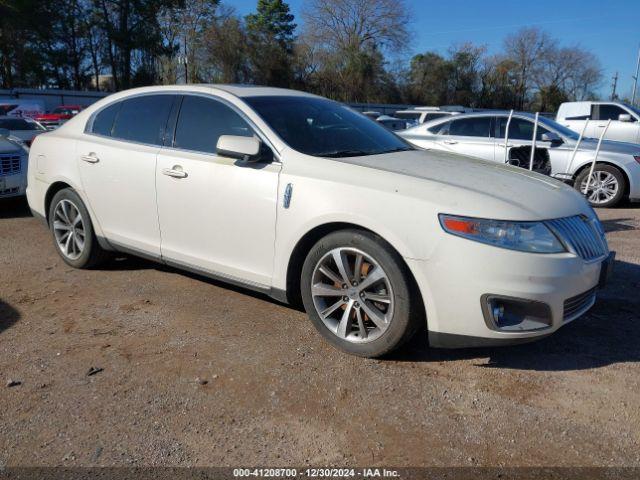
91;102;121;137
173;96;253;154
111;95;174;145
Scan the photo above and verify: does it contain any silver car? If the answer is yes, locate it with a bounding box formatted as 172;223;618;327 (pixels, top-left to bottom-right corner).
0;115;47;147
399;111;640;208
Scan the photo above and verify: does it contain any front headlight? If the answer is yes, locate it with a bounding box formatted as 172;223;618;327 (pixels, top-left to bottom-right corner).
439;214;566;253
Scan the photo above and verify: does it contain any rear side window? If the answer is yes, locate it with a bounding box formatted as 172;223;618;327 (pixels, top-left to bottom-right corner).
91;102;121;137
448;117;492;137
111;95;174;145
173;96;253;154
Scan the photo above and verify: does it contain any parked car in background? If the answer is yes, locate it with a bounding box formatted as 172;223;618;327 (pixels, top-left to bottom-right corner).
394;106;468;127
375;114;407;131
557;101;640;145
27;85;612;357
362;111;382;120
0;116;47;147
399;111;640;207
35;105;84;130
0;128;29;198
0;99;45;119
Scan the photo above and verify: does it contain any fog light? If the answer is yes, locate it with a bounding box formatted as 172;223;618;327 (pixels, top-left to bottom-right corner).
481;295;552;332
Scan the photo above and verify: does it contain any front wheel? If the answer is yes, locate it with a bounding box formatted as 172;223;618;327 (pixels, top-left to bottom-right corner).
574;164;626;208
300;229;423;358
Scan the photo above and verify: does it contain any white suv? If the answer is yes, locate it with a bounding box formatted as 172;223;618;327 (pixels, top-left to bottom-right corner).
557;101;640;144
27;85;612;357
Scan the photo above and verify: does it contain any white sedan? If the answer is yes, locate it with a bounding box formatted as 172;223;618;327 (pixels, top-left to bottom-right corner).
27;85;612;357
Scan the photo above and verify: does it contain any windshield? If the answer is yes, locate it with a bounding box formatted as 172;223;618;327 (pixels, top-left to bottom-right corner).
0;118;44;131
622;102;640;117
537;116;580;140
244;96;413;157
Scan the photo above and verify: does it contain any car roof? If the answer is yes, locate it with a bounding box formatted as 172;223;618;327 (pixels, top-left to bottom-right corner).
421;110;537;125
203;84;318;98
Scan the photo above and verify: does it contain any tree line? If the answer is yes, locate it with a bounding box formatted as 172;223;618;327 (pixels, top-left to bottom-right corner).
0;0;604;111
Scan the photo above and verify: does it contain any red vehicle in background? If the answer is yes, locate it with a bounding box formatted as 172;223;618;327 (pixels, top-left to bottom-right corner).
35;105;84;130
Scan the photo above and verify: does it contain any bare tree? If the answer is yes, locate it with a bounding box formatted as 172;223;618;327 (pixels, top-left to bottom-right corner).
201;6;249;83
302;0;410;53
504;27;555;109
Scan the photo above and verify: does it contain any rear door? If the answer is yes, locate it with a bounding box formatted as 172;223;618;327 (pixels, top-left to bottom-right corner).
77;94;174;256
433;116;495;162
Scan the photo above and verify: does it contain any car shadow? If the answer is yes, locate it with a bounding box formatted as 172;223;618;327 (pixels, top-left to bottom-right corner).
0;299;20;334
392;259;640;371
600;218;637;233
0;196;31;219
95;254;298;309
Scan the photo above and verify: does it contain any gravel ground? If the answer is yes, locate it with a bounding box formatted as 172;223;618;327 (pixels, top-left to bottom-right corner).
0;196;639;468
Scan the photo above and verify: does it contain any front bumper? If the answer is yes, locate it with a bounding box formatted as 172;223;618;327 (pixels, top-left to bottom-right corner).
406;234;607;348
0;175;27;197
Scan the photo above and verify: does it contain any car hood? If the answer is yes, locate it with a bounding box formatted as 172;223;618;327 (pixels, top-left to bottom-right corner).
577;138;640;155
333;149;590;221
10;130;41;142
0;136;23;154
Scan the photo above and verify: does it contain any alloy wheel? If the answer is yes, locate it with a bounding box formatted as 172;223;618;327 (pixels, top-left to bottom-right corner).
52;199;85;260
580;170;619;205
310;247;394;343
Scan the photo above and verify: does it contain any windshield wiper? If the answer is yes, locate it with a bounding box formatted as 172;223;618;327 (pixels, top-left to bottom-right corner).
320;150;373;158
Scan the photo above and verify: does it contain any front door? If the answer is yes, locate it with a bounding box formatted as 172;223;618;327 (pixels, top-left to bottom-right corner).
156;94;280;287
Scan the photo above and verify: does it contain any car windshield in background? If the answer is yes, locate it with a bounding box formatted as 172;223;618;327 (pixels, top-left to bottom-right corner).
244;96;413;158
624;103;640;117
0;118;44;131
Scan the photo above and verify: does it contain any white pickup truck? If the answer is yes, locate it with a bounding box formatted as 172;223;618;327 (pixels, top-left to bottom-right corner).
556;101;640;144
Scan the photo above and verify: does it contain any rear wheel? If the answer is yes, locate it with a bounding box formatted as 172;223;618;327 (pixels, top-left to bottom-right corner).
574;164;626;208
301;229;423;358
48;188;108;268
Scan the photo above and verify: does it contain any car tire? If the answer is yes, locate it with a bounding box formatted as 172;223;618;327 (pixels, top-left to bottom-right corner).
574;164;626;208
48;188;108;268
301;229;423;358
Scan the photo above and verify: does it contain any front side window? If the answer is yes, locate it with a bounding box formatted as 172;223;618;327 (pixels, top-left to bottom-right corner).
447;117;492;137
496;117;551;141
594;104;633;121
244;96;412;157
111;95;174;145
173;96;253;154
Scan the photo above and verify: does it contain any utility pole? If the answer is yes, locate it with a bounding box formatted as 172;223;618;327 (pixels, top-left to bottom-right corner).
611;71;618;100
632;45;640;106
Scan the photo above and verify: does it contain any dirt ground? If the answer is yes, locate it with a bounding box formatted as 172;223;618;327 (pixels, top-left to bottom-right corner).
0;195;639;468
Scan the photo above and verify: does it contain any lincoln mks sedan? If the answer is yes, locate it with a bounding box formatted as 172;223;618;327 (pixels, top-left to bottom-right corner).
27;85;613;357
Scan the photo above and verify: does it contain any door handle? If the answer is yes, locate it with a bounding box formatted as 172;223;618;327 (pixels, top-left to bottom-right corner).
443;140;458;145
596;124;607;128
498;143;514;147
162;166;187;179
81;153;99;163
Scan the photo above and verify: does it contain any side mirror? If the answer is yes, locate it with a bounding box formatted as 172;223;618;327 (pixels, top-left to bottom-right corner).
541;132;562;143
618;113;632;122
0;128;9;138
216;135;270;163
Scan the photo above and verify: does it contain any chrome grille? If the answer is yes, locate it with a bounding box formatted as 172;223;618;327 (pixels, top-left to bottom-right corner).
0;187;19;196
546;215;607;261
0;154;21;176
563;287;597;321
